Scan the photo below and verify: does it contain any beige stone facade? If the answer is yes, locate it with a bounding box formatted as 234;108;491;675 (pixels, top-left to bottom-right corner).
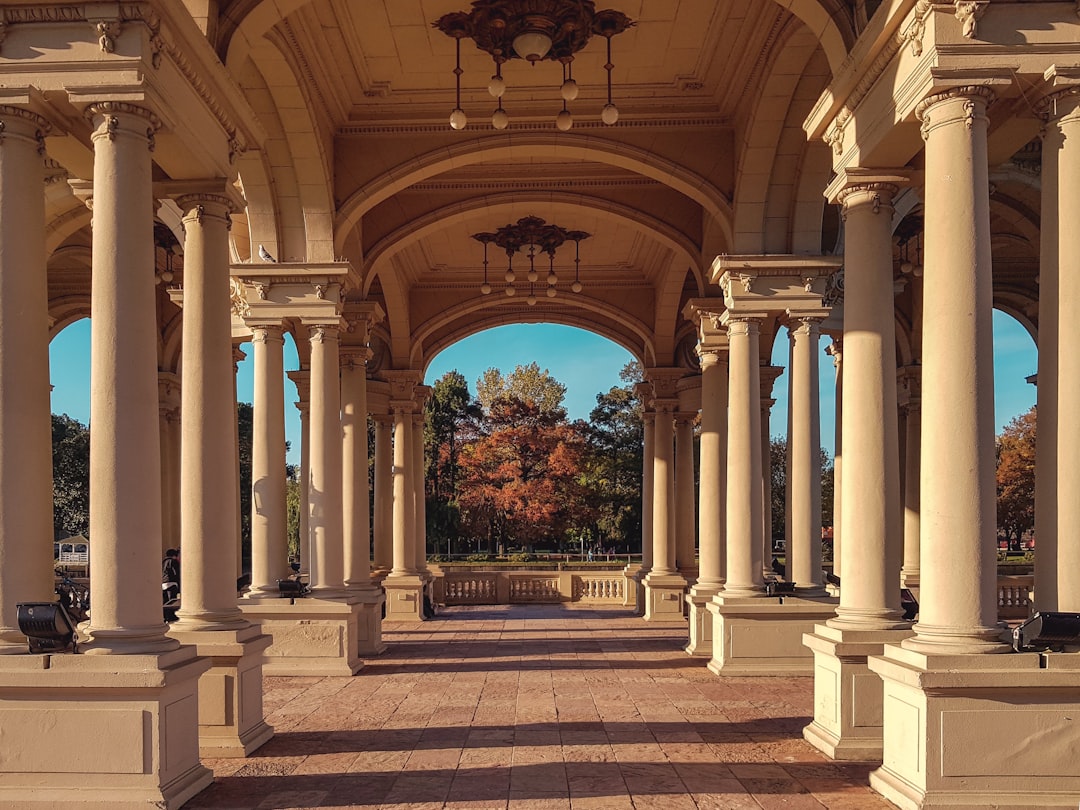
0;1;1073;808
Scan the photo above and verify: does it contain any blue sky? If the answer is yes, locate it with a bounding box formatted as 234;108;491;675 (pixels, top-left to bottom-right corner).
49;312;1037;464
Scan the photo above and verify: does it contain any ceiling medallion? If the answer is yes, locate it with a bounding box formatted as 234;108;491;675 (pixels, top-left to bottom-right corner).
434;0;634;131
472;215;591;305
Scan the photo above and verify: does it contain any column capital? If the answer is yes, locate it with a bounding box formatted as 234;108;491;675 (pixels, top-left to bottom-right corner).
759;364;784;400
382;369;423;401
915;83;1000;141
249;322;285;343
897;364;922;411
0;105;50;151
231;343;246;370
644;367;686;399
413;384;433;411
722;314;765;335
340;346;373;370
786;309;830;331
86;102;161;151
826;168;912;207
287;368;310;405
1037;66;1080;122
653;398;679;416
674;411;697;427
390;399;416;415
372;412;395;426
342;301;386;344
307;322;341;344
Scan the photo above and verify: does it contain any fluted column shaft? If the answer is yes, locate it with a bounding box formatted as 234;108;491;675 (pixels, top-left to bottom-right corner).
1049;90;1080;612
674;413;696;571
342;351;374;590
651;403;677;574
412;399;429;573
250;325;288;596
640;412;655;572
0;107;54;652
826;181;904;631
84;105;175;653
789;317;825;594
696;350;727;590
723;318;764;597
175;193;247;629
373;415;394;569
904;88;1006;653
308;324;345;595
390;403;415;575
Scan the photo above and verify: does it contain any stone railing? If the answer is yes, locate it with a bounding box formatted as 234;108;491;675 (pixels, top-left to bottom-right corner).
997;574;1033;620
432;569;634;606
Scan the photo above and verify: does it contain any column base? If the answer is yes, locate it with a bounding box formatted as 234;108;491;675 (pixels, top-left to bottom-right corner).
642;571;688;622
0;647;213;809
685;584;721;657
239;597;365;676
620;564;640;608
630;568;649;616
868;645;1080;809
382;574;427;622
166;623;275;758
801;624;914;762
706;594;838;676
346;586;387;655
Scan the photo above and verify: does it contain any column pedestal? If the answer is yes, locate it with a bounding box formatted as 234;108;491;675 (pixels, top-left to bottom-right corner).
351;591;387;655
802;624;913;761
706;594;837;676
685;584;721;657
0;648;212;809
166;625;275;757
382;575;427;622
621;563;641;608
642;571;689;623
239;598;365;676
869;646;1080;810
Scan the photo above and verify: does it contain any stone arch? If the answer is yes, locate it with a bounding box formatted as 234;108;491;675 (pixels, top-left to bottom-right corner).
779;0;856;75
411;295;657;372
335;133;735;257
48;295;92;339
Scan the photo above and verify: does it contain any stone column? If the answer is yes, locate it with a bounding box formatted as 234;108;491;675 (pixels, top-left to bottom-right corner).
826;339;843;583
686;341;728;656
788;315;828;596
248;324;289;597
341;348;374;590
1046;86;1080;612
632;408;655;614
651;402;676;576
173;193;248;631
83;104;176;654
827;180;905;632
389;400;415;576
674;413;697;574
0;106;54;653
288;370;311;574
373;414;394;571
902;87;1006;654
307;323;346;597
898;366;921;594
158;373;182;556
412;388;432;576
721;316;765;597
759;365;783;576
232;344;245;581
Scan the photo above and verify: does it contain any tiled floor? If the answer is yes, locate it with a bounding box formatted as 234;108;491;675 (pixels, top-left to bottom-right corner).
189;604;895;810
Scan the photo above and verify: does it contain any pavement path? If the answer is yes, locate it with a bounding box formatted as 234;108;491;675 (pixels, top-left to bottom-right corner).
189;603;894;810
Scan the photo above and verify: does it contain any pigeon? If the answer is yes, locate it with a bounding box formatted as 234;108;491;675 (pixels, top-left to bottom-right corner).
258;244;277;262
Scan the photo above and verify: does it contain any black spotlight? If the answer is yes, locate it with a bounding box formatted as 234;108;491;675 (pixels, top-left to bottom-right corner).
900;588;919;621
277;578;310;598
1012;612;1080;652
17;602;77;654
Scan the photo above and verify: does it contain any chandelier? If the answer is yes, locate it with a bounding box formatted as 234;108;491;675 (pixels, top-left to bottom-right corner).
473;216;591;304
434;0;634;131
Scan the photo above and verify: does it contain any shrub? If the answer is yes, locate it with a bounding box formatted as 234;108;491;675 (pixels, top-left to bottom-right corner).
508;552;537;563
465;553;496;563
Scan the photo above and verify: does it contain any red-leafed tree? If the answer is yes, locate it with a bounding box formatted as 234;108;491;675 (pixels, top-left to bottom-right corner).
457;397;593;550
996;406;1036;550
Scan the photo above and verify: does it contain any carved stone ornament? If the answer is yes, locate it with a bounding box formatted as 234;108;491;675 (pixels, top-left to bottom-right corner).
96;19;120;52
954;0;987;39
822;269;845;308
229;279;251;318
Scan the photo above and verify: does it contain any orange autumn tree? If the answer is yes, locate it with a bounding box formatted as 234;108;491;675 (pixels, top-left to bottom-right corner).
457;397;593;551
995;405;1036;551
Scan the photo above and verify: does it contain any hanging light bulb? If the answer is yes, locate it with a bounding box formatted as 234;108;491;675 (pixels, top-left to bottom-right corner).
492;106;509;130
505;285;516;297
601;103;619;125
449;36;467;130
547;271;558;285
527;292;537;306
488;59;506;97
546;253;557;286
505;268;515;283
527;248;538;282
571;280;583;293
556;108;573;131
512;30;552;63
480;282;492;295
560;60;579;101
546;287;557;298
601;32;619;126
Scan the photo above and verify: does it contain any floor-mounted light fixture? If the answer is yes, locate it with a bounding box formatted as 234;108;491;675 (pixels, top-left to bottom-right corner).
472;216;591;302
434;0;634;131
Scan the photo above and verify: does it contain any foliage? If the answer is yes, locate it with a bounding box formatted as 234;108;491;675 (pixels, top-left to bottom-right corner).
425;371;482;550
285;466;302;561
238;402;253;569
508;552;537;562
476;362;567;414
768;437;834;546
52;413;91;539
996;406;1036;548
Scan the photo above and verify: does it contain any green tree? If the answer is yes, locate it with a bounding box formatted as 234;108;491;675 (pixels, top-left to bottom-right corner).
996;406;1036;550
769;437;834;548
424;371;479;554
476;361;567;414
238;402;253;571
52;413;90;539
582;378;643;551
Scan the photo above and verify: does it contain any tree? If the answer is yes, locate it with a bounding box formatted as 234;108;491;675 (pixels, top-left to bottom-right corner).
582;377;643;550
457;398;592;550
425;371;480;553
238;402;253;570
52;413;91;539
768;437;834;548
996;406;1036;549
476;361;567;414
